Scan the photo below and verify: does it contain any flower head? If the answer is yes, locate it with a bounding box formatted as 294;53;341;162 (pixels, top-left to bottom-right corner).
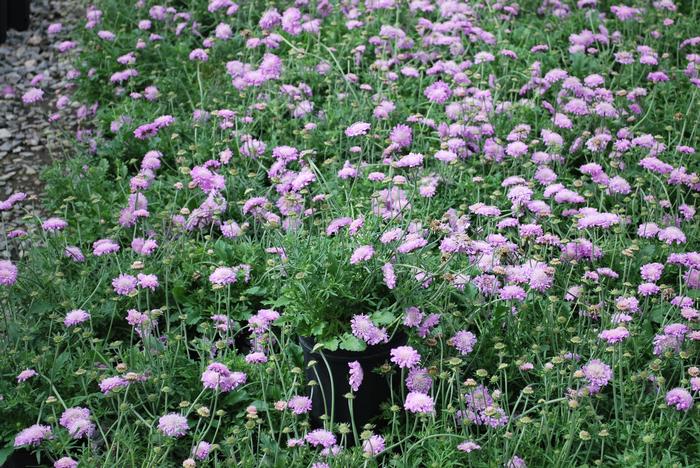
158;413;189;437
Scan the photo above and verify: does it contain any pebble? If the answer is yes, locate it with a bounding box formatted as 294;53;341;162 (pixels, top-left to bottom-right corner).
0;0;81;253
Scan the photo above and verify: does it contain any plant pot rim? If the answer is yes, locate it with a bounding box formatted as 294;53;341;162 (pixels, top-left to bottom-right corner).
298;331;407;361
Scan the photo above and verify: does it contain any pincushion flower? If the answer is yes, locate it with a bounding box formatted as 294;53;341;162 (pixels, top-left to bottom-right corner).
457;441;481;452
93;239;120;256
348;361;363;392
17;369;37;382
665;388;693;411
60;407;95;439
64;309;90;327
64;246;85;262
598;327;629;344
158;413;189;437
362;434;385;456
287;396;312;414
350;315;389;345
194;441;211;460
99;376;128;394
42;217;68;232
581;359;612;394
390;346;421;369
404;391;435;414
305;429;336;448
406;367;433;394
113;274;137;295
54;457;78;468
350;245;374;264
137;273;159;290
14;424;52;447
22;88;44;104
450;331;477;355
424;80;452;103
344;122;370;137
0;260;18;286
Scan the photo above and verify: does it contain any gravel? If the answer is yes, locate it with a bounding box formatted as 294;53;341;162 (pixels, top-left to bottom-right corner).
0;0;82;246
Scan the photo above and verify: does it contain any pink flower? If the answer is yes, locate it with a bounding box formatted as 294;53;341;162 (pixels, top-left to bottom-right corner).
350;245;375;264
137;273;159;290
287;396;312;415
665;388;693;411
305;429;336;448
404;392;434;414
345;122;371;137
598;327;629;344
22;88;44;104
157;413;189;437
112;274;137;295
14;424;52;447
99;376;128;394
64;309;90;327
450;331;477;355
349;361;363;392
362;434;385;456
390;346;421;369
0;260;18;286
54;457;78;468
457;441;481;452
17;369;37;382
424;80;452;103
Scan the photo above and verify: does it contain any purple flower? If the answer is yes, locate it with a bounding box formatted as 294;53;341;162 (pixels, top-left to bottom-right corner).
348;361;363;392
42;217;68;232
158;413;189;437
344;122;371;137
500;285;526;301
64;309;90;327
22;88;44;104
450;331;477;355
99;376;128;394
59;407;95;439
350;245;375;264
246;352;268;364
288;396;312;415
305;429;336;448
93;239;120;256
0;260;18;286
362;434;385;456
65;246;85;262
54;457;78;468
598;327;629;344
14;424;52;447
424;80;452;104
457;441;481;452
582;359;612;394
406;367;433;394
404;392;435;414
390;346;421;369
17;368;37;382
112;274;137;295
665;388;693;411
194;441;211;460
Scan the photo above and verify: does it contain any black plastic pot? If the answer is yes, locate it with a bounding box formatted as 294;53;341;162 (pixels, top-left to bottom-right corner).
1;0;31;44
299;332;407;428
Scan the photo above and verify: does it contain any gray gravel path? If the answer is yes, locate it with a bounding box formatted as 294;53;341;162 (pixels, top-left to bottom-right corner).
1;0;82;237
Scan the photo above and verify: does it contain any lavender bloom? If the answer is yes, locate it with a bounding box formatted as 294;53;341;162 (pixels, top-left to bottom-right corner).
348;361;363;392
158;413;189;437
665;388;693;411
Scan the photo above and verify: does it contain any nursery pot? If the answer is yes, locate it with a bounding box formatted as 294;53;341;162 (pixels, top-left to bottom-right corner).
299;332;407;428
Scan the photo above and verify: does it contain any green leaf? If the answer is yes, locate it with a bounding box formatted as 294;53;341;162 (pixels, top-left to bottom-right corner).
339;334;366;352
322;338;339;352
372;310;395;326
0;446;13;466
